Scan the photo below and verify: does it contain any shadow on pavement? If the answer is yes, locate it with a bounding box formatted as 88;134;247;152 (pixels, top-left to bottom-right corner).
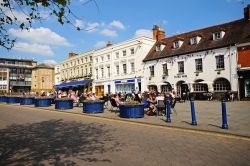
0;119;122;165
208;123;222;129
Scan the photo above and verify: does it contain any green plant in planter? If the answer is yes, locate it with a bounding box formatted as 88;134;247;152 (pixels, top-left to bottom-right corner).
122;101;141;105
84;99;104;103
55;98;73;101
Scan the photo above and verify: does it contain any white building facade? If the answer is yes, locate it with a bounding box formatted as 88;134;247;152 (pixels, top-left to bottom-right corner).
143;15;250;99
92;37;155;96
60;50;94;82
144;47;238;99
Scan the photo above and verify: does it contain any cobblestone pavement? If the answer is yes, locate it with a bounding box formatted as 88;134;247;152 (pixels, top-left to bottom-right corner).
0;104;249;166
1;100;249;137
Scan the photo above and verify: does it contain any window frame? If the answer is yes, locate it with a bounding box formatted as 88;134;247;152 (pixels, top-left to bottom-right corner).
178;61;184;74
215;55;225;70
123;64;127;74
162;63;168;76
149;66;154;77
195;58;203;72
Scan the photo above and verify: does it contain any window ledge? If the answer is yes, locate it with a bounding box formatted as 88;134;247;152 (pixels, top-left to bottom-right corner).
194;71;203;73
215;68;225;71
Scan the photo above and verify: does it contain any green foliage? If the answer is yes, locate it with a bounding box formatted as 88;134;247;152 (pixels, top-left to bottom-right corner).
0;0;84;50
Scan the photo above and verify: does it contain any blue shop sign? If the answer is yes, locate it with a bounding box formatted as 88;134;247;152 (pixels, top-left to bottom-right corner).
115;79;135;84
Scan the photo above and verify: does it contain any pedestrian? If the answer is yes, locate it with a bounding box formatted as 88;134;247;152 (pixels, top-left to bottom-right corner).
169;89;177;114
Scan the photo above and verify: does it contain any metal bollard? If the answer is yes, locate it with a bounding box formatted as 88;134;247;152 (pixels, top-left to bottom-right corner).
166;97;171;123
190;97;197;125
221;97;229;129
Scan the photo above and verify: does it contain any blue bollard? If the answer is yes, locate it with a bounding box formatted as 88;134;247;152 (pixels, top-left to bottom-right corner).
221;97;228;129
190;98;197;125
166;97;171;123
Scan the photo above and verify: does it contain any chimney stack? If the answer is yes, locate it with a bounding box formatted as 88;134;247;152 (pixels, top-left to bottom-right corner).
244;4;250;20
68;52;78;58
106;41;112;47
152;25;165;41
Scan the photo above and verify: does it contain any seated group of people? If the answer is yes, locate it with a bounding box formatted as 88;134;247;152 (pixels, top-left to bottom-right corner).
108;91;176;116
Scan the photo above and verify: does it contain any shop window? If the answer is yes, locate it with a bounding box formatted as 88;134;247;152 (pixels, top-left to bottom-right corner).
213;78;231;92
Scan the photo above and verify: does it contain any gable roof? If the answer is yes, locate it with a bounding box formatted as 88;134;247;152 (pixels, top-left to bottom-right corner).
143;19;250;62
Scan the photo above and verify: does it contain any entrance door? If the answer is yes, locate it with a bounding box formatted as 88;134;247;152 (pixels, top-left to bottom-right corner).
108;85;111;94
244;79;250;97
176;81;188;98
95;86;104;96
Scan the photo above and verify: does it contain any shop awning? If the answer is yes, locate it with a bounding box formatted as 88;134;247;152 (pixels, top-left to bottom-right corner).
54;79;92;89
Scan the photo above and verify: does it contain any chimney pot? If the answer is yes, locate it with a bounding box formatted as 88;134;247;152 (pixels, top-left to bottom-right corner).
152;25;165;41
106;41;112;47
244;4;250;20
68;52;78;58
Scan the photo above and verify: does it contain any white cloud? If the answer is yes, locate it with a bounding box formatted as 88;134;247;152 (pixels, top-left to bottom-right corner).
100;29;118;37
13;42;54;56
74;19;84;28
109;20;126;30
86;22;99;32
134;29;152;38
43;59;57;65
8;27;71;46
94;41;106;48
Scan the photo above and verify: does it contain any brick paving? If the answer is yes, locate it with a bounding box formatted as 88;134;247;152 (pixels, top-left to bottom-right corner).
0;105;249;166
1;100;250;137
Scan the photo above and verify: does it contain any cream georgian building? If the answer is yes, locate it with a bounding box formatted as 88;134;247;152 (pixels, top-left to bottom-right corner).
54;64;61;85
60;50;94;82
143;6;250;100
92;37;155;96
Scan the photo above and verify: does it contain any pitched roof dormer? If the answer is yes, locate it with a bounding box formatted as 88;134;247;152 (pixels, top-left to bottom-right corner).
173;39;183;49
213;31;225;40
190;36;201;45
155;43;166;52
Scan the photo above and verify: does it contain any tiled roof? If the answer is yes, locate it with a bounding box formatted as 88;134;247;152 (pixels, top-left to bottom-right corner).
143;19;250;62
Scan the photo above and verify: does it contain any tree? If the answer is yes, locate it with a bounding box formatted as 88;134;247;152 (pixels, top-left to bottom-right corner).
0;0;95;50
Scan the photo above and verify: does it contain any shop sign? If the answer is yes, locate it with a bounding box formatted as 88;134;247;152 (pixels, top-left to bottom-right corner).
115;79;135;84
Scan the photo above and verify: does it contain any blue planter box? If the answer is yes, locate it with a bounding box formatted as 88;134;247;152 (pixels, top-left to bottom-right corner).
20;97;34;105
119;104;144;118
34;98;51;107
0;96;7;102
6;96;20;104
55;99;73;110
83;101;105;113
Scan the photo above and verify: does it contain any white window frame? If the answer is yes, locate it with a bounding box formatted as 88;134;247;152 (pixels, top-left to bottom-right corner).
178;61;184;74
130;48;135;55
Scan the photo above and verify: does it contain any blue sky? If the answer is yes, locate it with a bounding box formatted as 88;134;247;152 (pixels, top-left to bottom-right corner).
1;0;249;65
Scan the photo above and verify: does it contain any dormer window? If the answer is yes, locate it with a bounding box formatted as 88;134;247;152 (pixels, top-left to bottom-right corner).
156;44;161;51
190;36;201;45
156;44;165;52
173;40;183;49
213;31;225;40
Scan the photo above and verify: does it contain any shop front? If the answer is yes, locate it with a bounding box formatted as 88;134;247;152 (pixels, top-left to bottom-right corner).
115;79;139;94
238;69;250;99
95;85;104;96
